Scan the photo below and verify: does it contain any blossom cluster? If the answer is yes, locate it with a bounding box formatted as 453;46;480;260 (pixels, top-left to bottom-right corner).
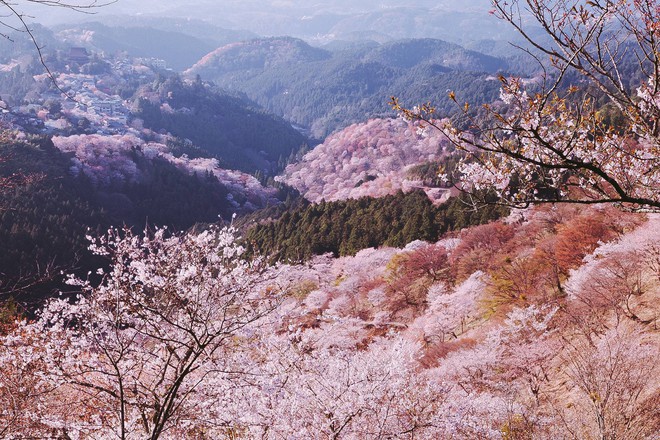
280;117;449;202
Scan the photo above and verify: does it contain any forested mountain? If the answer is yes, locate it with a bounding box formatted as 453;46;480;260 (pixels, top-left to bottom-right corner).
0;131;279;300
0;25;63;63
191;37;331;75
0;30;305;300
186;37;507;138
132;75;309;174
0;136;105;300
0;26;62;103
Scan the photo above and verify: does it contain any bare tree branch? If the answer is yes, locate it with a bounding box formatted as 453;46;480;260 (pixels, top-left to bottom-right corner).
392;0;660;212
0;0;116;98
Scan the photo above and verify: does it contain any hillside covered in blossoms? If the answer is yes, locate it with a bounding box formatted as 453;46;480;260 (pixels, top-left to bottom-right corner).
1;0;660;438
2;204;658;438
279;117;453;203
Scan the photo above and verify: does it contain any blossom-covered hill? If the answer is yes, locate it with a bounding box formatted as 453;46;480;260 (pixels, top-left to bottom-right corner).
3;204;658;438
254;207;660;438
259;205;660;438
51;133;278;211
279;117;452;202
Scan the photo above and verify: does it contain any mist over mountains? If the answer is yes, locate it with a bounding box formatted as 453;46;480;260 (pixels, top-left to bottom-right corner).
23;0;519;47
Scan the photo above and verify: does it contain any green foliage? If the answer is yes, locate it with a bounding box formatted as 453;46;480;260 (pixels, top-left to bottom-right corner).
0;297;22;334
113;156;234;228
244;190;508;263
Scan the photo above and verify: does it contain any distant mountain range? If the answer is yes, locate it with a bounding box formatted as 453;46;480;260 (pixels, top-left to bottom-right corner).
23;1;534;48
186;37;508;138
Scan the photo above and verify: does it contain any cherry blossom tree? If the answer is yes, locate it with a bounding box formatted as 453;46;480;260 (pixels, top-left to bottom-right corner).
0;225;281;439
0;323;61;437
556;323;660;440
248;336;451;439
393;0;660;211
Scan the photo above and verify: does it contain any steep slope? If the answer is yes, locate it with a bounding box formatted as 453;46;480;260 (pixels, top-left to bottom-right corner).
248;205;659;437
132;75;309;174
4;202;657;437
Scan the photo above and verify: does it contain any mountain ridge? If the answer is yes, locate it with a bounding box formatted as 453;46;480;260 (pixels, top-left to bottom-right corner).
186;37;507;138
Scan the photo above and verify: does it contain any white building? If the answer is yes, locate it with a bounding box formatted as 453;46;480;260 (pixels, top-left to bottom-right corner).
92;99;123;116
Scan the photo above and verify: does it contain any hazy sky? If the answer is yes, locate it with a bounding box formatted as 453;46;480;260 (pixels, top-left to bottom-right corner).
22;0;493;24
19;0;503;45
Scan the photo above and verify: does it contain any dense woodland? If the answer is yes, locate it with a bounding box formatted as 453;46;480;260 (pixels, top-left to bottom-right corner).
0;137;105;301
0;135;244;300
244;190;507;262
